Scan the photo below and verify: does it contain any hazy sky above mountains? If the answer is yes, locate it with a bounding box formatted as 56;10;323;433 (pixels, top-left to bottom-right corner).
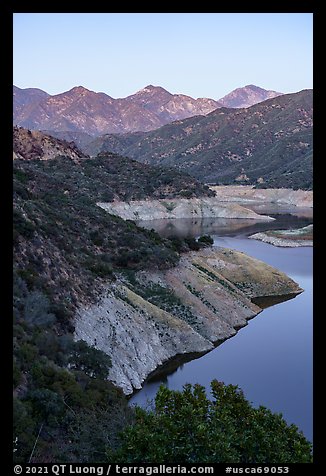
13;13;313;99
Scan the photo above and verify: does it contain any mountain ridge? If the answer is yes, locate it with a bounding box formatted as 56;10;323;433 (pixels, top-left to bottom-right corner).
84;89;313;190
13;83;284;136
13;84;220;135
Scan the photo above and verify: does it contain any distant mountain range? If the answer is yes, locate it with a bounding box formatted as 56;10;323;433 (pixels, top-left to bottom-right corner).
84;90;312;190
13;84;311;190
13;84;283;136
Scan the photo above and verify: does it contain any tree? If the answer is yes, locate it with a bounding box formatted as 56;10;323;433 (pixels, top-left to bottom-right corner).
69;340;111;379
23;290;56;328
109;380;312;463
13;398;37;463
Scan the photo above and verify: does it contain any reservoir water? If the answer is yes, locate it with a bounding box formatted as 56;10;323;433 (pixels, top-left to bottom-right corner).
130;206;313;442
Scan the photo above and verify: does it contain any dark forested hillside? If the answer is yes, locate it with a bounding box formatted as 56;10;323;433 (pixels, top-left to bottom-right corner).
86;90;313;190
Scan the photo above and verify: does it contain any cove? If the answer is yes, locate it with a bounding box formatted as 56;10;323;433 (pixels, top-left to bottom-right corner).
130;209;313;442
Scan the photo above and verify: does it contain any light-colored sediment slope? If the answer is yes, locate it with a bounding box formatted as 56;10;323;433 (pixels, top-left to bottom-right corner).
74;247;302;395
97;197;275;221
210;185;313;208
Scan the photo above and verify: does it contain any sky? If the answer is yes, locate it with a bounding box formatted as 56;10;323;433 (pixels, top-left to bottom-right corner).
13;13;313;100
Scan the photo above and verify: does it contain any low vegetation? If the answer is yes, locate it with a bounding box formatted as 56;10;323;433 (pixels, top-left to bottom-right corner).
13;317;128;463
109;381;312;463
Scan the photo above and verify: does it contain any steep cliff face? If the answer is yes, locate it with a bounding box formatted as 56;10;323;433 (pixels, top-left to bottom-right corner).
97;197;275;221
74;247;302;394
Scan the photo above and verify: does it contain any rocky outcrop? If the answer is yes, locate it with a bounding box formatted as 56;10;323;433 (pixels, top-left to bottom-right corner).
74;247;302;395
210;185;313;208
13;126;87;161
249;224;313;247
97;197;275;221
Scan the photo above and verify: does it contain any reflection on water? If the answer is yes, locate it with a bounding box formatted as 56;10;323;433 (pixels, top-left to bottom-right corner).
251;292;302;309
136;205;313;240
131;208;313;442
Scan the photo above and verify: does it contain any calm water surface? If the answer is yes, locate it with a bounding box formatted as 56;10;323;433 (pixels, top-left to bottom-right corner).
130;207;313;442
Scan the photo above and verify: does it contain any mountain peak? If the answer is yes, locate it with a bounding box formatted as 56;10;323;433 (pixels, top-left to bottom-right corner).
218;85;283;108
136;84;171;95
68;86;92;95
244;84;276;94
245;84;261;88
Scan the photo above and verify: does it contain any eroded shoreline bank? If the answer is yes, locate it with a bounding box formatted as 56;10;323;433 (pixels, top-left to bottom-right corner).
249;224;313;247
74;246;302;395
97;197;275;221
75;189;311;395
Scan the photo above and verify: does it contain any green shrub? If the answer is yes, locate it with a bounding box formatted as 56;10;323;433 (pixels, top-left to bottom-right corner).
13;398;37;463
29;388;65;424
69;340;112;379
14;168;29;184
18;343;39;371
84;257;113;277
197;234;214;246
23;291;57;328
13;209;35;240
184;237;200;251
110;380;312;463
